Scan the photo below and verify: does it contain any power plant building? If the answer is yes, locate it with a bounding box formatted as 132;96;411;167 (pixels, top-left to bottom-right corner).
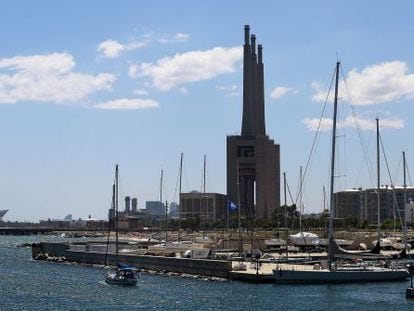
227;25;280;221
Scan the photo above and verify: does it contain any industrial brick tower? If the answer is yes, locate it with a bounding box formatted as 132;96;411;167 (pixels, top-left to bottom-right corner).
227;25;280;221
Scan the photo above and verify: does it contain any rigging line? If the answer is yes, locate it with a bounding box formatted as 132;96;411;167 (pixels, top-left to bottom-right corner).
380;134;395;186
339;97;348;190
393;154;403;187
172;154;182;203
355;130;373;185
118;172;124;206
380;134;394;185
294;65;337;205
286;179;297;231
405;155;413;185
339;65;375;185
379;134;405;228
182;158;189;194
293;167;300;205
286;177;295;206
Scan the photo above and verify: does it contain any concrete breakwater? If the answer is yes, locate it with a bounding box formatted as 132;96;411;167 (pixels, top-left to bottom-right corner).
32;242;232;279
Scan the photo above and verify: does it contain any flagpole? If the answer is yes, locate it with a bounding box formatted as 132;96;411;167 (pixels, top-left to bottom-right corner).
237;160;242;256
226;199;229;232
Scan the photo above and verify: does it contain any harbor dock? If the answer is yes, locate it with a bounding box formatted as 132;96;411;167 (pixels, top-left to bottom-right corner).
32;242;232;279
31;241;292;283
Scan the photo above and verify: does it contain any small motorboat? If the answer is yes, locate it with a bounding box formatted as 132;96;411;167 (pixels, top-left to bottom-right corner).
104;264;138;286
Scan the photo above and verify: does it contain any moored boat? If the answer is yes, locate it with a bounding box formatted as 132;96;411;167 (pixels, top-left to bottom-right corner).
289;232;320;246
264;238;287;248
319;238;353;248
0;209;8;221
105;264;138;286
103;165;139;285
273;265;408;284
272;62;409;284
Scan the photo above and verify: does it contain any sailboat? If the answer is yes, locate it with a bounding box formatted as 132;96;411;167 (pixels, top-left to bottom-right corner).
289;167;320;247
104;165;138;286
272;62;409;283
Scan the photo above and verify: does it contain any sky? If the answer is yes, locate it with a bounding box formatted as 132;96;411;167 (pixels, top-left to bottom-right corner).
1;0;413;221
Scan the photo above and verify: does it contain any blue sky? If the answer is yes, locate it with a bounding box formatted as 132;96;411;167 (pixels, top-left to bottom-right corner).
1;0;413;221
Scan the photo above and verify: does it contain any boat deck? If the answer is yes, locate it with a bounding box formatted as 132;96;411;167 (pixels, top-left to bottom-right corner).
229;261;314;283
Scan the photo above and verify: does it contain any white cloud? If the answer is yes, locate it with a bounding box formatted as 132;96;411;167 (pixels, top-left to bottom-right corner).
271;86;293;99
139;46;242;91
158;32;190;44
94;98;159;110
132;88;149;96
97;39;146;59
178;87;188;94
217;84;238;91
302;115;404;131
302;117;332;131
174;33;190;42
0;53;115;104
97;39;125;58
216;84;240;97
98;32;189;59
128;64;139;78
312;61;414;105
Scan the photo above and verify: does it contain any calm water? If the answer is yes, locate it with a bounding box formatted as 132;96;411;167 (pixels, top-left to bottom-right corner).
1;235;413;311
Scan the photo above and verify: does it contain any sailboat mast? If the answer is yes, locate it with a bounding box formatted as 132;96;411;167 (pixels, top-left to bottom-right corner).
115;164;119;255
160;169;163;238
165;200;168;242
328;61;340;270
283;172;288;260
202;154;206;238
160;169;163;202
283;172;287;228
403;151;408;252
299;166;303;233
178;153;183;242
376;118;381;242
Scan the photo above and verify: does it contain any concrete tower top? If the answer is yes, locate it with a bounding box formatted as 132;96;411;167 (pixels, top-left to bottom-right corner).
241;25;266;137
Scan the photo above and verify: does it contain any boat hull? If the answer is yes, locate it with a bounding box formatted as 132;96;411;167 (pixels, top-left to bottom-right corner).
265;239;286;247
104;267;138;286
272;268;409;284
104;276;137;286
289;232;319;246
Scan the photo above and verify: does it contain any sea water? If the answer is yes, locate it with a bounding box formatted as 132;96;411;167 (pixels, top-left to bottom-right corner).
1;235;413;311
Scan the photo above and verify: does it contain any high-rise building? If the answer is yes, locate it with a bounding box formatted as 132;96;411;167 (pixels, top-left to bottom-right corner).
334;186;414;224
180;191;227;223
227;25;280;221
169;202;180;218
145;201;165;219
124;196;131;213
131;197;138;212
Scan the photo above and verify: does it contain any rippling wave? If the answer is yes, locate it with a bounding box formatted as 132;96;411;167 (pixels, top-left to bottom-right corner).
1;236;413;310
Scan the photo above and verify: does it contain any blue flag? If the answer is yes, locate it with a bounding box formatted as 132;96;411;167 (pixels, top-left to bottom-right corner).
228;201;237;211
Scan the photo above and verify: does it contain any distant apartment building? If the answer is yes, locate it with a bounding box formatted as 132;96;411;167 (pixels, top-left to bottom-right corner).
131;197;138;212
168;202;179;218
145;201;165;220
180;191;227;223
334;189;364;222
334;186;414;225
124;196;131;213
